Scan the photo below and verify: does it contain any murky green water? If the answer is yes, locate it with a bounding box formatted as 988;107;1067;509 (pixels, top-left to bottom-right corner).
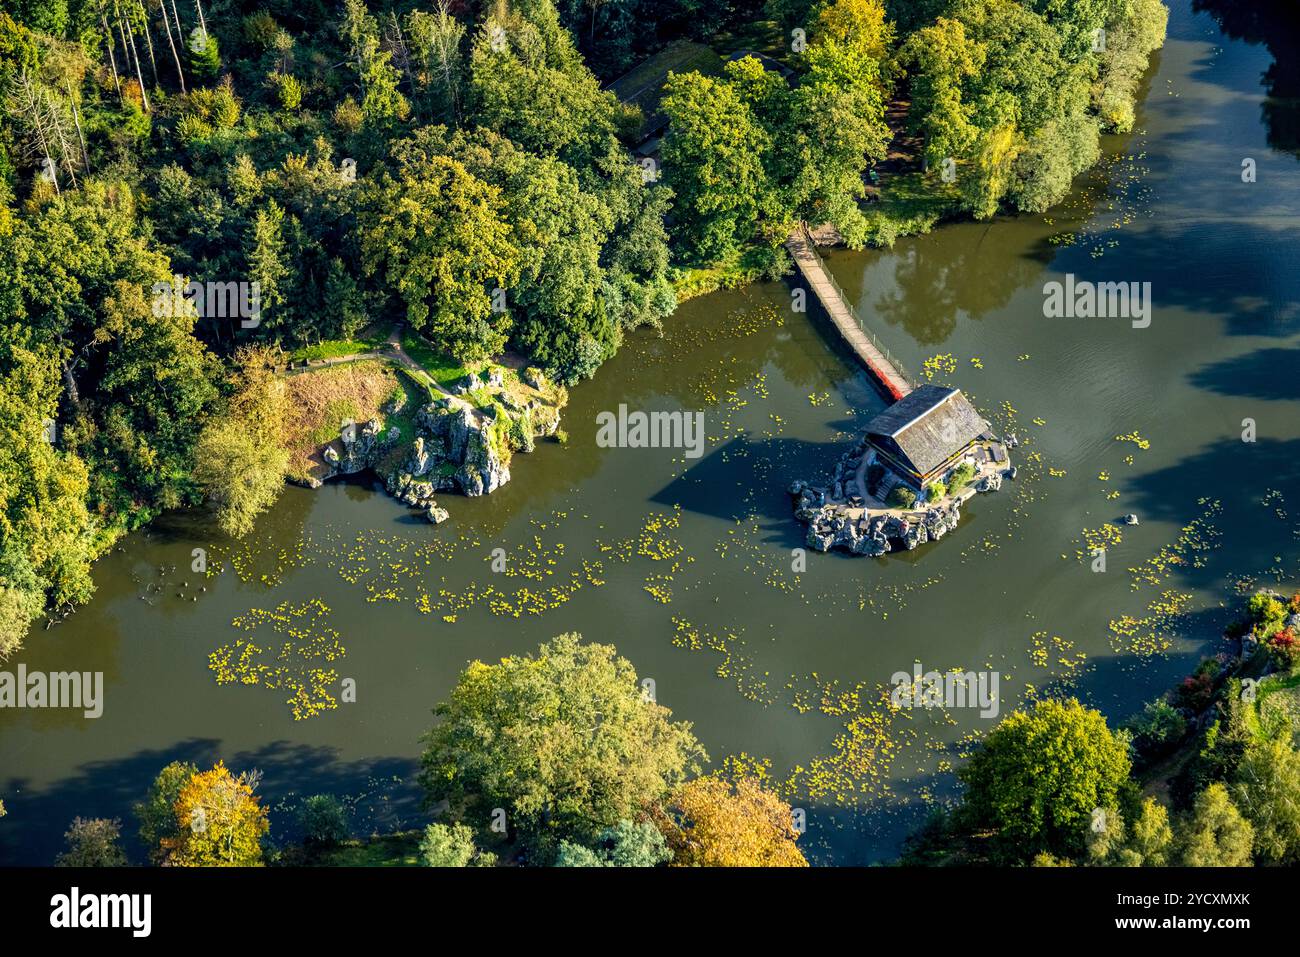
3;0;1298;865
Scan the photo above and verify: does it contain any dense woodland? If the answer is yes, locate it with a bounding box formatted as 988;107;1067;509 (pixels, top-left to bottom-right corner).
0;0;1166;656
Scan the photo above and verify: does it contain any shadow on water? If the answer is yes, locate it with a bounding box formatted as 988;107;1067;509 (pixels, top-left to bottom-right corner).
0;739;421;866
1192;0;1300;156
1190;346;1300;399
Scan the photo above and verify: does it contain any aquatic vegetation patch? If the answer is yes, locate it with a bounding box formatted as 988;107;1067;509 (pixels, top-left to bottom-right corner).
209;598;345;720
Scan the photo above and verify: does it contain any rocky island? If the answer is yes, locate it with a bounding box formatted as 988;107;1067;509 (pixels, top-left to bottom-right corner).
791;386;1013;556
285;354;566;523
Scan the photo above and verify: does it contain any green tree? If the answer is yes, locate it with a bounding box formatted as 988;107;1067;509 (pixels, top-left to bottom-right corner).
298;794;348;848
660;70;770;262
341;0;409;129
795;0;895;235
468;1;618;170
554;818;670;867
1181;783;1254;867
135;760;198;865
0;341;94;655
55;817;127;867
360;156;517;361
959;698;1131;859
901;17;984;169
193;347;289;538
1094;0;1167;132
1232;738;1300;864
245;200;291;336
419;632;706;853
1118;797;1173;866
393;127;613;383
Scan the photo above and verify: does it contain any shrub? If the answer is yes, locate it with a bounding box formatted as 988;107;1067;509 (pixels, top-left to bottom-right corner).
56;817;128;867
1127;698;1187;761
925;480;946;501
419;822;495;867
1177;672;1215;714
242;11;280;48
1265;627;1300;672
298;794;348;847
1247;593;1288;636
271;73;303;111
947;462;977;493
886;486;916;509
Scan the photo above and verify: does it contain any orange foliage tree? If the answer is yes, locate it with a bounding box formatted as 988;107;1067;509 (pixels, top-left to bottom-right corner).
161;761;269;866
653;776;808;867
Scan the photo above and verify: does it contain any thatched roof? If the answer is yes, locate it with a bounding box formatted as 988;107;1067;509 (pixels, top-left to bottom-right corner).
865;386;987;479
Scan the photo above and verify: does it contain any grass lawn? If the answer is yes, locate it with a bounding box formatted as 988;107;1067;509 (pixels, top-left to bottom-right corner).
288;325;389;363
280;360;403;483
312;831;424;867
401;329;482;388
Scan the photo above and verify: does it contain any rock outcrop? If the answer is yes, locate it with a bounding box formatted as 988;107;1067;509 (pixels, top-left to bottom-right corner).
790;433;1010;557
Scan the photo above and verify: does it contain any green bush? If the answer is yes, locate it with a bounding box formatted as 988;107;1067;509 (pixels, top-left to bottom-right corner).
1126;699;1187;762
886;486;916;509
947;462;977;493
925;480;947;501
298;794;348;847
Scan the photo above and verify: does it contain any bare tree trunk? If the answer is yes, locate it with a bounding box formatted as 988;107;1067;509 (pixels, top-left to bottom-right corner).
388;13;416;114
136;0;159;85
116;0;150;112
158;0;186;93
9;73;60;193
171;0;185;48
101;14;124;100
62;360;82;409
45;92;77;189
65;80;91;172
193;0;208;39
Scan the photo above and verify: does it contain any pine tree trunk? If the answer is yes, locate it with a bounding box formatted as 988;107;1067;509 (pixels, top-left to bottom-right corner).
101;14;124;100
65;79;91;172
136;0;159;85
116;0;151;112
158;0;186;93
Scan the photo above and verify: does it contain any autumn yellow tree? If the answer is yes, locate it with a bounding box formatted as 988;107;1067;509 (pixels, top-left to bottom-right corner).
161;762;269;866
193;346;290;538
654;776;808;867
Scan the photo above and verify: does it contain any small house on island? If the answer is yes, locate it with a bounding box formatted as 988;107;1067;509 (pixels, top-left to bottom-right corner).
864;385;990;490
788;383;1012;556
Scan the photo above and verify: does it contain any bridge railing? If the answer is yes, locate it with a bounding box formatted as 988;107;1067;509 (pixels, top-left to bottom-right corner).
797;229;912;386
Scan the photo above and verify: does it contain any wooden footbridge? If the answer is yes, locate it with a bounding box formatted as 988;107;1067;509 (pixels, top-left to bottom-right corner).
786;227;913;401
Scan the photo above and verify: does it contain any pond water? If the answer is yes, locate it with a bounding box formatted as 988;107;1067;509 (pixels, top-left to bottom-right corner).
3;0;1298;865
